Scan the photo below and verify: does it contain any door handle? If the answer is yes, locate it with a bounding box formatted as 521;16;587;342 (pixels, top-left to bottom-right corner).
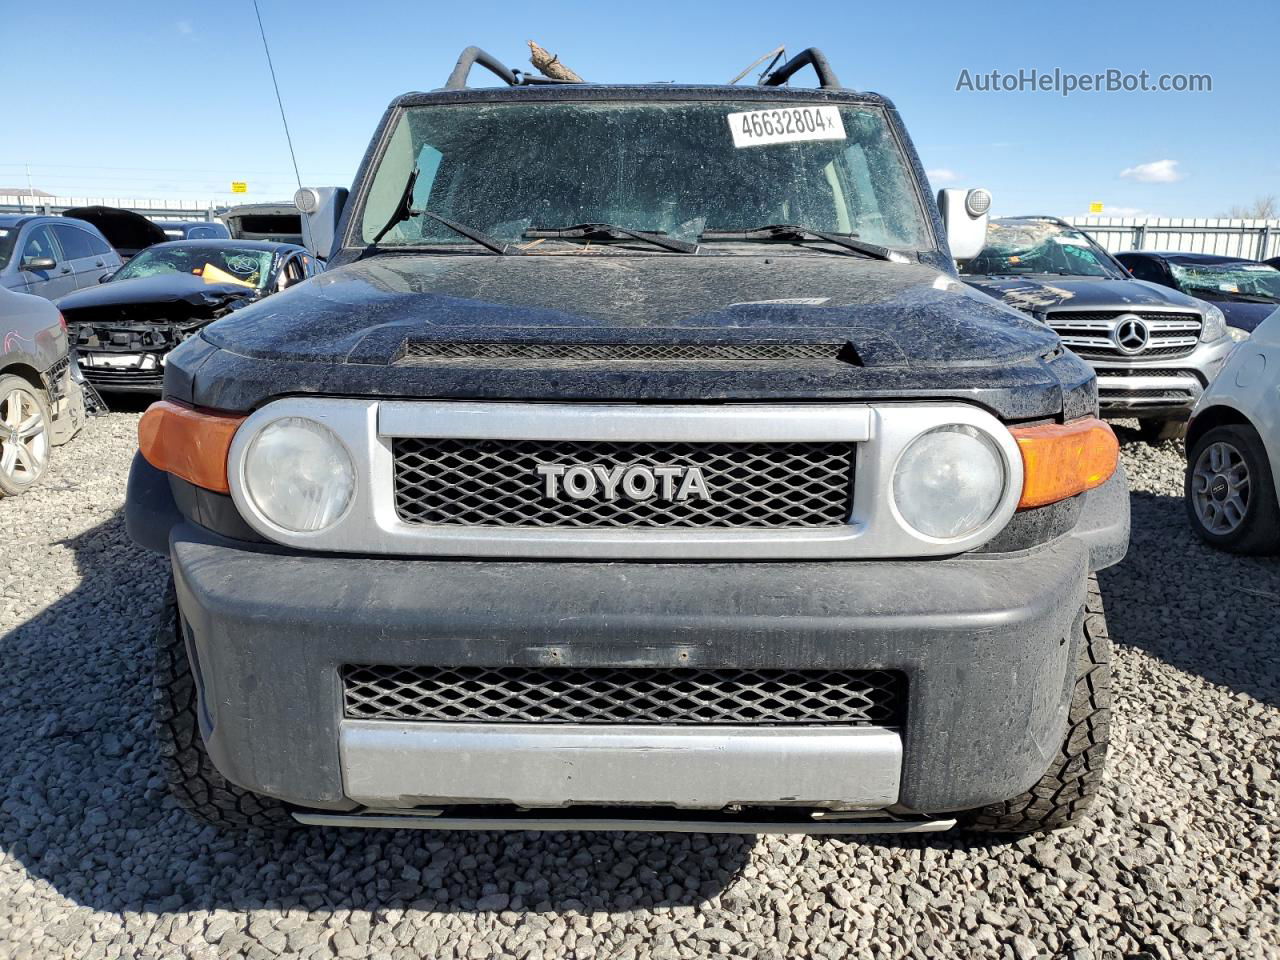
95;260;104;267
60;266;71;274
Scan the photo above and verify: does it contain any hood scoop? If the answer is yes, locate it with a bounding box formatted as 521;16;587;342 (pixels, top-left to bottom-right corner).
395;340;862;366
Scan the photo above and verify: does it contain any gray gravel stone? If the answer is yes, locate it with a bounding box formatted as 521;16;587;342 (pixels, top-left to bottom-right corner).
0;414;1274;959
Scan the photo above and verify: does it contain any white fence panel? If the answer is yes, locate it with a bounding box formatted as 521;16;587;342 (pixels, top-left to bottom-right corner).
1067;217;1280;261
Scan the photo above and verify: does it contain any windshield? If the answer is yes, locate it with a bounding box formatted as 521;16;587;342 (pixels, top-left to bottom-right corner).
1171;261;1280;301
359;101;931;252
960;220;1124;279
0;227;16;271
112;244;275;289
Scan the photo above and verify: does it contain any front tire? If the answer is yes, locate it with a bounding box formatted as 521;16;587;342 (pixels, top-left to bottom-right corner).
962;576;1112;833
153;583;296;831
1186;423;1280;555
0;375;52;497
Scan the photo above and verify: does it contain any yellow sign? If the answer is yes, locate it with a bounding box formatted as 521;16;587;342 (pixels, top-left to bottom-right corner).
1089;202;1104;214
230;181;248;194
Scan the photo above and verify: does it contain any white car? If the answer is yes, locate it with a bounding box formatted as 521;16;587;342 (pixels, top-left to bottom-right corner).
1185;309;1280;553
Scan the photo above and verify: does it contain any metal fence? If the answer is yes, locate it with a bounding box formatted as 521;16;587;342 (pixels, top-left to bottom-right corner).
0;195;222;223
1066;217;1280;261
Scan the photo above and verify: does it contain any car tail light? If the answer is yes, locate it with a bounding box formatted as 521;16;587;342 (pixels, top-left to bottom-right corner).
138;400;245;493
1011;418;1119;509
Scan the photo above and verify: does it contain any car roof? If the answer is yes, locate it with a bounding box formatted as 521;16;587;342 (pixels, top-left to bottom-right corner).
391;84;892;110
141;238;304;254
1119;251;1266;266
0;214;108;232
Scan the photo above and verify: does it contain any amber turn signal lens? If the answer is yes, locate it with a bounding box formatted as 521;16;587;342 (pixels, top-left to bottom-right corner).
1011;418;1119;509
138;401;245;494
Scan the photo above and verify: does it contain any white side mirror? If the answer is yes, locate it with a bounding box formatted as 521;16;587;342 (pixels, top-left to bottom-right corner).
938;188;992;262
295;187;348;261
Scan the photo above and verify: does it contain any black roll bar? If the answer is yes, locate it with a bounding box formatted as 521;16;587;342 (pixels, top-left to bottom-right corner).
760;48;842;90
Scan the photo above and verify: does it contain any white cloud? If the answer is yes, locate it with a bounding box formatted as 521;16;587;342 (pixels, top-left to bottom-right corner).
1119;159;1182;184
927;168;960;185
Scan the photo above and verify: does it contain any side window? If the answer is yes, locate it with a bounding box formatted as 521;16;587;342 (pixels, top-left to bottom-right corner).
52;224;95;260
22;225;59;263
84;231;114;256
1125;257;1161;284
189;226;217;240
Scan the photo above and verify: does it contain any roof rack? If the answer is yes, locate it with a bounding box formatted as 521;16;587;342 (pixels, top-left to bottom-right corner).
445;46;583;90
759;48;842;90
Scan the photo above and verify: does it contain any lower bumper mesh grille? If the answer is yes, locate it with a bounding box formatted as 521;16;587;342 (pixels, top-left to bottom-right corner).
342;664;907;727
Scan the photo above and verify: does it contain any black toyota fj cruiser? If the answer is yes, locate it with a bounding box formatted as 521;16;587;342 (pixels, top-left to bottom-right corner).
126;47;1129;835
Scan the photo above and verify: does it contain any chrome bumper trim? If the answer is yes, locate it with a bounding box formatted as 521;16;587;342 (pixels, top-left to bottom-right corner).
339;721;903;810
292;811;956;835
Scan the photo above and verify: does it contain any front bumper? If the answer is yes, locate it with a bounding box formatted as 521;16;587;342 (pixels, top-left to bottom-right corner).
1092;334;1236;419
167;466;1126;816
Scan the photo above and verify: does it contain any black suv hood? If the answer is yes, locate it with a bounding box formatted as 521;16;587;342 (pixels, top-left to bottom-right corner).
963;274;1207;315
175;254;1092;420
208;254;1056;366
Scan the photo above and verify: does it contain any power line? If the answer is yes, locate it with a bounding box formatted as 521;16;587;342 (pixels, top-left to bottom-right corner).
251;0;302;191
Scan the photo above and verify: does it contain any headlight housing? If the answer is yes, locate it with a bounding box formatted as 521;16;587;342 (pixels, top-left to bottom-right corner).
241;417;355;532
892;425;1006;539
1199;302;1227;342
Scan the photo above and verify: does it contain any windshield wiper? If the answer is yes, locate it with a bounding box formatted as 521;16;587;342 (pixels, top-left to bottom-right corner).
524;223;699;254
367;166;518;255
700;224;907;262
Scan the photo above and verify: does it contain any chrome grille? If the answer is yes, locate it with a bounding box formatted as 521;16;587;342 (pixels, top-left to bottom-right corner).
1046;310;1202;360
342;664;906;726
399;341;848;364
392;438;854;528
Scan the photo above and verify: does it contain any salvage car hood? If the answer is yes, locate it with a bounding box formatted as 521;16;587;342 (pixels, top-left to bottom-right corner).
56;274;259;313
62;206;167;257
962;274;1206;315
175;254;1095;420
206;254;1058;367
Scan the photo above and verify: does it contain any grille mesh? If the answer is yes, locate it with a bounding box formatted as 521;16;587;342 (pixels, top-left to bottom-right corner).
392;438;854;528
342;664;906;726
399;341;847;364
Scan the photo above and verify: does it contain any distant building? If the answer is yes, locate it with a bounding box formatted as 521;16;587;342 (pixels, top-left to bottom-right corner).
0;187;53;198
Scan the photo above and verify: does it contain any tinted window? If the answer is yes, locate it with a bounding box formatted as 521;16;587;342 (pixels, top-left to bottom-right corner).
22;226;59;263
188;226;221;240
0;227;16;270
84;231;114;256
1122;257;1163;284
52;224;95;260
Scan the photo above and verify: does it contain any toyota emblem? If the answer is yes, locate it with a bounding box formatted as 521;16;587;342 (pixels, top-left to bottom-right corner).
1113;315;1150;354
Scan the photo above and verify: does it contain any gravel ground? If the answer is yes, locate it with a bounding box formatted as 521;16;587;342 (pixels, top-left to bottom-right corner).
0;413;1276;960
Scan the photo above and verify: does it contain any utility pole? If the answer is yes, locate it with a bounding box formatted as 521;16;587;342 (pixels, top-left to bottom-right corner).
24;164;34;213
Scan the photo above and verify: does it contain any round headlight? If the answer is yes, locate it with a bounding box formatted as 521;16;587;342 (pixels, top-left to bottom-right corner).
242;417;354;532
892;425;1006;539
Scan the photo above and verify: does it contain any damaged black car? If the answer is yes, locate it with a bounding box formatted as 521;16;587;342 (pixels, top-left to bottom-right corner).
56;240;321;393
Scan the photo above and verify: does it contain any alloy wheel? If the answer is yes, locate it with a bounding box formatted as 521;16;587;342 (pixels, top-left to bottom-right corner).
0;384;49;487
1191;440;1251;536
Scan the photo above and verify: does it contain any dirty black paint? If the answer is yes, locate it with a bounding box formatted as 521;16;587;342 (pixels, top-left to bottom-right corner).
171;254;1090;421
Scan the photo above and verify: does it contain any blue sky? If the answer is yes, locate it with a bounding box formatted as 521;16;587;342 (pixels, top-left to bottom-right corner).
3;0;1275;217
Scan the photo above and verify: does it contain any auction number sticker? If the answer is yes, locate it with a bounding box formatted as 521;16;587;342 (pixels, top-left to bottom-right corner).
728;106;846;148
